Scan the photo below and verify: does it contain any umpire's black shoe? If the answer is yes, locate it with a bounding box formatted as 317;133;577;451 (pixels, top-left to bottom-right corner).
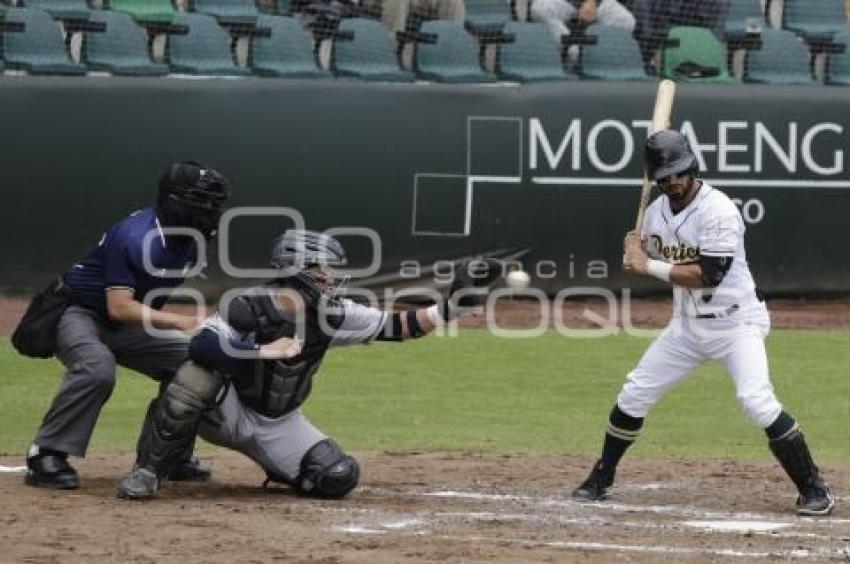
572;462;615;502
797;477;835;516
165;456;211;482
25;450;79;490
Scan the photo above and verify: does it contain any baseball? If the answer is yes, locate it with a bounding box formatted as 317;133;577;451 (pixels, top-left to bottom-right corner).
505;269;531;289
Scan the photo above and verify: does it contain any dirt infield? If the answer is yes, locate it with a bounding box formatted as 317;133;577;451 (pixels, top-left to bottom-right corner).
1;451;848;563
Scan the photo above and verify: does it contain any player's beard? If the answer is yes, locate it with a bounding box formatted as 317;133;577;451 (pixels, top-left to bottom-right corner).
663;176;698;210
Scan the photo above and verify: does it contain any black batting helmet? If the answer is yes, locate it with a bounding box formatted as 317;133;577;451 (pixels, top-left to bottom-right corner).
644;130;698;181
157;161;230;238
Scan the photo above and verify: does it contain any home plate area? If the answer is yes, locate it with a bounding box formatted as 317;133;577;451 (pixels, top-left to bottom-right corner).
1;452;849;562
315;454;850;562
327;485;850;561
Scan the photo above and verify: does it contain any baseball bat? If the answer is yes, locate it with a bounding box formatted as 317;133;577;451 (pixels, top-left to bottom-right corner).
633;79;677;233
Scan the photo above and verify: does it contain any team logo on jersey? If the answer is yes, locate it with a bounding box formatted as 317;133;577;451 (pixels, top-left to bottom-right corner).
649;235;700;264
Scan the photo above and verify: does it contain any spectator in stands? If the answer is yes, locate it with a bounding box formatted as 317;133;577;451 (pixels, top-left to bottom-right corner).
530;0;634;64
295;0;361;29
530;0;635;41
631;0;729;71
383;0;466;32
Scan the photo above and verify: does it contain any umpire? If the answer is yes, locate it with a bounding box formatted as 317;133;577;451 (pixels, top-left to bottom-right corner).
24;161;230;490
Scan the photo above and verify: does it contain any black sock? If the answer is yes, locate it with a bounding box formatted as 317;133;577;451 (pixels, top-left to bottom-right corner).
29;446;66;460
598;405;644;474
765;410;797;441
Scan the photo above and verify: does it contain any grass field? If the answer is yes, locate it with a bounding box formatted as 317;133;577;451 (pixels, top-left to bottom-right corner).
1;330;849;461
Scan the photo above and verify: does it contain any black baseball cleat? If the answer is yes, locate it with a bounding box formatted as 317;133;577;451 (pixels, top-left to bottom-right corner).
796;477;835;516
572;464;615;502
166;456;211;482
117;467;159;500
24;449;79;490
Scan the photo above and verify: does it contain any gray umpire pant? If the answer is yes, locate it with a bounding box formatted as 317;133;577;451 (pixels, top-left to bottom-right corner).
34;305;189;457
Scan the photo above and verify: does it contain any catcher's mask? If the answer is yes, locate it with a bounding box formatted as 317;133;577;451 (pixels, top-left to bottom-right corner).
270;229;349;301
644;129;698;182
156;160;231;239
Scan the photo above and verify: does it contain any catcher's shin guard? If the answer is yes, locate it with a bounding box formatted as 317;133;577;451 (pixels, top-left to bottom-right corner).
768;426;835;516
136;362;223;478
138;393;208;481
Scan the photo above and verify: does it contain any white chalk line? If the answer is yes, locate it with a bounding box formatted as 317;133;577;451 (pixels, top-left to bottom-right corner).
682;520;792;533
0;465;26;473
328;507;838;543
418;489;783;521
330;525;848;560
459;534;826;559
334;525;386;535
416;489;850;525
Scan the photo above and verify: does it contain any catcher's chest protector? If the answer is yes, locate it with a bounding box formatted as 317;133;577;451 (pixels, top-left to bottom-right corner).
234;290;339;418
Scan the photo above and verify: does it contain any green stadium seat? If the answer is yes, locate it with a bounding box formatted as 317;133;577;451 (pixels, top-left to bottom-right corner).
724;0;763;42
825;28;850;85
168;12;250;74
84;10;169;75
783;0;847;43
414;20;495;83
580;24;649;81
332;17;414;81
3;7;86;74
192;0;259;25
250;14;327;77
496;21;569;82
108;0;177;23
662;26;739;83
744;28;815;84
20;0;90;20
465;0;513;34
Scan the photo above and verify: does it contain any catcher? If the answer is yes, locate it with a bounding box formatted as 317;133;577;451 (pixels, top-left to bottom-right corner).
117;229;500;499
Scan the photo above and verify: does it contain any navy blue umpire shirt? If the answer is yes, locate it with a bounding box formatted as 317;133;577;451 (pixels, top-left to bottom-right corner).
63;207;199;317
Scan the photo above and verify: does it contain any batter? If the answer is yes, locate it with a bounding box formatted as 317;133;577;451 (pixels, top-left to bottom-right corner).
571;129;835;517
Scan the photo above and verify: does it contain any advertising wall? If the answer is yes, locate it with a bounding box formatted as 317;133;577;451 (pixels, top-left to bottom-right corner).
1;77;847;294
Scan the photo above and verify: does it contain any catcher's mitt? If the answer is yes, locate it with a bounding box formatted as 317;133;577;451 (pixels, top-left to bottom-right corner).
443;258;503;318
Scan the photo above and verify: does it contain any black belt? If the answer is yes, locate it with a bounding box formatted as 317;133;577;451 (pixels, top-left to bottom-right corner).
696;304;740;319
694;289;765;319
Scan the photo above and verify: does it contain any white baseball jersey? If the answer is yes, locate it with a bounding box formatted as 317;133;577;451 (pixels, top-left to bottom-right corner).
642;181;763;318
618;180;782;428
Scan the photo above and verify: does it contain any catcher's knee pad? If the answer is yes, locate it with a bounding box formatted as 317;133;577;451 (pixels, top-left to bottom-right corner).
172;361;224;404
295;439;359;499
